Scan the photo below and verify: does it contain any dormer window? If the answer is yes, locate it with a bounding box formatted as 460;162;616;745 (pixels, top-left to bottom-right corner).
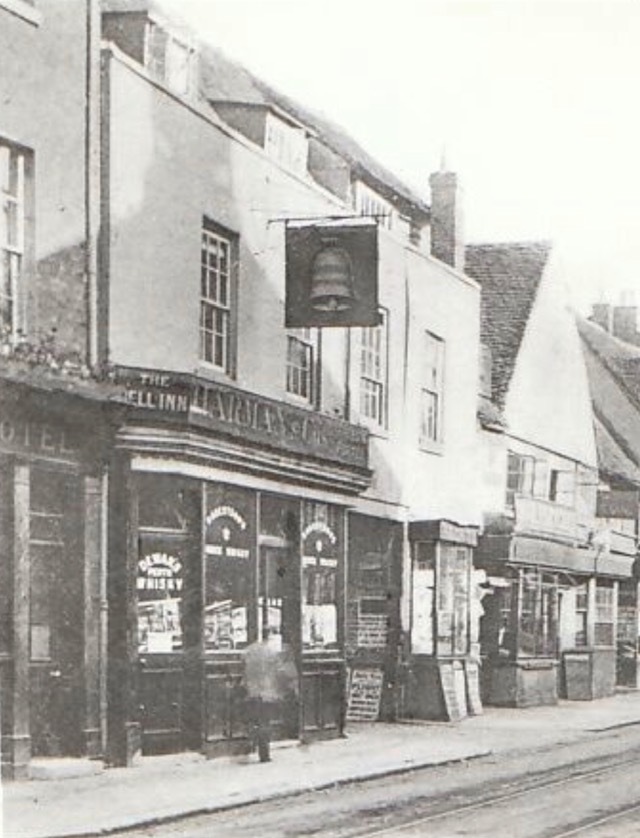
354;182;395;231
265;111;308;176
145;20;195;97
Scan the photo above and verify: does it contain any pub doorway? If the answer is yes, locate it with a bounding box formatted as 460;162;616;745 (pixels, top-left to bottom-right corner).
29;467;84;757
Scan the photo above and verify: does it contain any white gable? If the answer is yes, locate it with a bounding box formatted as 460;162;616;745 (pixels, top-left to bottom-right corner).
504;251;597;467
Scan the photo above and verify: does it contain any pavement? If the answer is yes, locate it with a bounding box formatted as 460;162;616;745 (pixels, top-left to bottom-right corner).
5;690;640;838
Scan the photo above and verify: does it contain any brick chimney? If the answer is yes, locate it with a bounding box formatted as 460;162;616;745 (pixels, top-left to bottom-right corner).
429;168;464;271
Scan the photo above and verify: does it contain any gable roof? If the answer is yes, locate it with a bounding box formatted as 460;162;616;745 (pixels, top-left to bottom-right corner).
577;316;640;406
465;241;551;409
577;315;640;485
198;43;430;217
594;416;640;486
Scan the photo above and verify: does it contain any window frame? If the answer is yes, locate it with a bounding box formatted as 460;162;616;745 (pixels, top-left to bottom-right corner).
420;330;445;448
0;138;30;344
199;220;237;376
506;451;536;509
144;19;195;97
286;327;319;405
358;308;388;429
264;111;309;176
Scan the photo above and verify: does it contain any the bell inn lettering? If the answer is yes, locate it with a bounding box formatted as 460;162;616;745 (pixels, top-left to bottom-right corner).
116;366;368;468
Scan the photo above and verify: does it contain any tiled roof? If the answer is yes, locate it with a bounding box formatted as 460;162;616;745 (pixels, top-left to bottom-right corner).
196;43;431;217
103;0;431;216
465;241;551;409
577;316;640;406
578;315;640;478
594;417;640;486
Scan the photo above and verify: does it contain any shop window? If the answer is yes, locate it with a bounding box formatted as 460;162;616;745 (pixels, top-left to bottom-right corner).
204;484;256;652
437;544;470;656
136;476;196;655
506;451;536;508
137;475;189;531
286;328;318;403
301;501;341;650
420;331;445;446
359;309;388;427
518;570;558;657
137;533;186;654
259;494;299;643
200;222;236;373
595;581;616;647
574;583;588;646
411;542;435;654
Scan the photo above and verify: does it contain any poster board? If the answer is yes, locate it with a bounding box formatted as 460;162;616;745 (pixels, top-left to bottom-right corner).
465;660;483;716
346;667;384;721
438;661;467;722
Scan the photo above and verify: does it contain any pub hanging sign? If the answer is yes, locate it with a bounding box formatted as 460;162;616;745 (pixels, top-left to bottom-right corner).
285;219;380;328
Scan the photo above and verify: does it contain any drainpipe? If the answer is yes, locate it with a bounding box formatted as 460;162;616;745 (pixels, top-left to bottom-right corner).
85;0;100;369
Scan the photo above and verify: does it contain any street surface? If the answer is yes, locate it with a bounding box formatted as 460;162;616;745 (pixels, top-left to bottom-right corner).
113;725;640;838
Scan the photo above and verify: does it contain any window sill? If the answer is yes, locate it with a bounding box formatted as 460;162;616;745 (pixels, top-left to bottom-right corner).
419;439;444;456
284;391;316;410
0;0;41;25
356;416;389;439
196;361;234;382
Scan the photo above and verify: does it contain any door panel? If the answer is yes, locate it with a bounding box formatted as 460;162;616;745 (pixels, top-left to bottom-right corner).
139;658;183;754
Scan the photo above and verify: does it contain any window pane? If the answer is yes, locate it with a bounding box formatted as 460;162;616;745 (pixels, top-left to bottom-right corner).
302;501;340;650
200;227;232;370
286;331;314;400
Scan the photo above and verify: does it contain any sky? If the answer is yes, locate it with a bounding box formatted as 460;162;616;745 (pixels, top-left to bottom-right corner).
161;0;640;313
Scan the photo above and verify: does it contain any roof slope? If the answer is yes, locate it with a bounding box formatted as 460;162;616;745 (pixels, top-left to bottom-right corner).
465;241;551;409
197;43;430;216
594;416;640;486
577;316;640;406
578;315;640;481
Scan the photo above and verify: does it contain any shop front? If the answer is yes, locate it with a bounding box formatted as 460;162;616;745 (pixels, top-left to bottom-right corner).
0;376;115;779
477;527;622;707
403;520;480;721
107;369;370;764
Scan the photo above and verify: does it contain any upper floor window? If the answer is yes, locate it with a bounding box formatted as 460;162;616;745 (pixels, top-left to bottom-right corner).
286;328;318;404
354;182;395;231
359;310;387;427
0;141;26;342
420;331;445;446
506;451;536;508
265;112;308;176
549;468;576;506
145;21;195;97
200;224;234;372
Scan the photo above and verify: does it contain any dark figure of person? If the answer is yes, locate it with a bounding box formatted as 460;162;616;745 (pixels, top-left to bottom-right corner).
243;630;298;762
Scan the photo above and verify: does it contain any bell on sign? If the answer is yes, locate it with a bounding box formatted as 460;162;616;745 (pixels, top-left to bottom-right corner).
309;242;355;313
285;220;380;328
